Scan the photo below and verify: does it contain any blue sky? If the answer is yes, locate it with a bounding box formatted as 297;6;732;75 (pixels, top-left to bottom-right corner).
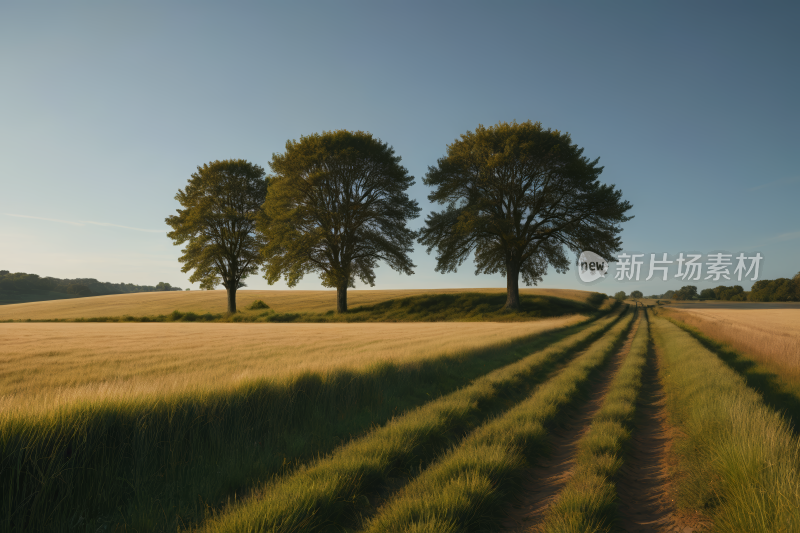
1;1;798;295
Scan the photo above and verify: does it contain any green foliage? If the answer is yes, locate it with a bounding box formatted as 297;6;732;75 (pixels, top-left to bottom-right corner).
247;299;269;310
155;281;182;291
660;275;800;303
418;120;632;309
672;285;698;300
630;290;643;299
67;311;222;323
166;159;268;313
748;276;800;301
709;284;744;301
614;290;627;300
259;130;420;312
0;271;162;305
700;288;717;299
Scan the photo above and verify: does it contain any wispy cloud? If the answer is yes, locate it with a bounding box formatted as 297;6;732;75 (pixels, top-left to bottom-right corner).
6;213;85;226
6;214;164;233
748;176;800;192
769;230;800;242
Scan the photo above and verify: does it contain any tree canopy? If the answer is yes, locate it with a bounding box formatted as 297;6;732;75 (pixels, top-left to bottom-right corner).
749;276;800;302
630;290;643;299
166;159;267;313
672;285;698;300
0;270;164;305
259;130;420;313
419;120;632;310
699;288;716;299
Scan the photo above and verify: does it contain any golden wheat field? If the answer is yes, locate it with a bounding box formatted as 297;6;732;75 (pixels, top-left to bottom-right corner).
664;307;800;379
0;287;597;321
0;314;584;414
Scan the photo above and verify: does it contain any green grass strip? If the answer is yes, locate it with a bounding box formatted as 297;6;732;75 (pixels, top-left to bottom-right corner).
541;311;648;532
362;309;636;533
201;310;627;533
650;312;800;532
660;313;800;435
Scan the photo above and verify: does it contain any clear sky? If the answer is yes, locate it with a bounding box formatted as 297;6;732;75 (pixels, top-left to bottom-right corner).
2;1;798;296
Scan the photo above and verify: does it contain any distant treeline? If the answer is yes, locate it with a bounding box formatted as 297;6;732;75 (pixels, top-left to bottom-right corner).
0;270;182;305
644;272;800;302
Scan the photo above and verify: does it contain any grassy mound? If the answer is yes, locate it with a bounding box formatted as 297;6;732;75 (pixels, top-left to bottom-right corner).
9;291;609;323
0;288;603;321
327;291;606;322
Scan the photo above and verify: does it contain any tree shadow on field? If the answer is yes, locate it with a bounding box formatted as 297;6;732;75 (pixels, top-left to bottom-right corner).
669;320;800;435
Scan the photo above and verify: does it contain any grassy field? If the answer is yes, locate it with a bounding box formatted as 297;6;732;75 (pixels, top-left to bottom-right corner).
663;307;800;381
650;312;800;531
0;297;618;533
4;289;800;533
0;287;602;321
0;317;584;414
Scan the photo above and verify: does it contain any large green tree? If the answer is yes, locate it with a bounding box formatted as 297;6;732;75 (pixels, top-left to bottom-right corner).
259;130;420;313
166;159;268;313
419;120;633;310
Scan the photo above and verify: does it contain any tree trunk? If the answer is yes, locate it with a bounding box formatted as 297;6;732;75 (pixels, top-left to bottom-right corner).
226;286;237;314
504;262;520;311
336;282;348;313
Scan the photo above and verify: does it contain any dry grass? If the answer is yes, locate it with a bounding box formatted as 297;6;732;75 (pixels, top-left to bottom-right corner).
0;315;584;415
663;308;800;381
0;288;599;321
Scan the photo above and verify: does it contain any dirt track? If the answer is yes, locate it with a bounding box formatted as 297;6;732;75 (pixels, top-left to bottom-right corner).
499;311;641;532
614;313;712;533
615;318;680;532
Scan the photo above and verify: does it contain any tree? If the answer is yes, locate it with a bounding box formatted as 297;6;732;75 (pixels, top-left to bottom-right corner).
673;285;698;300
166;159;268;313
630;290;643;299
614;291;627;300
714;285;744;301
699;288;716;299
418;121;632;310
259;130;420;313
795;272;800;300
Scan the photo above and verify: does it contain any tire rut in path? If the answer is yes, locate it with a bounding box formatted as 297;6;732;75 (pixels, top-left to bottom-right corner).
499;311;642;532
615;319;712;533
